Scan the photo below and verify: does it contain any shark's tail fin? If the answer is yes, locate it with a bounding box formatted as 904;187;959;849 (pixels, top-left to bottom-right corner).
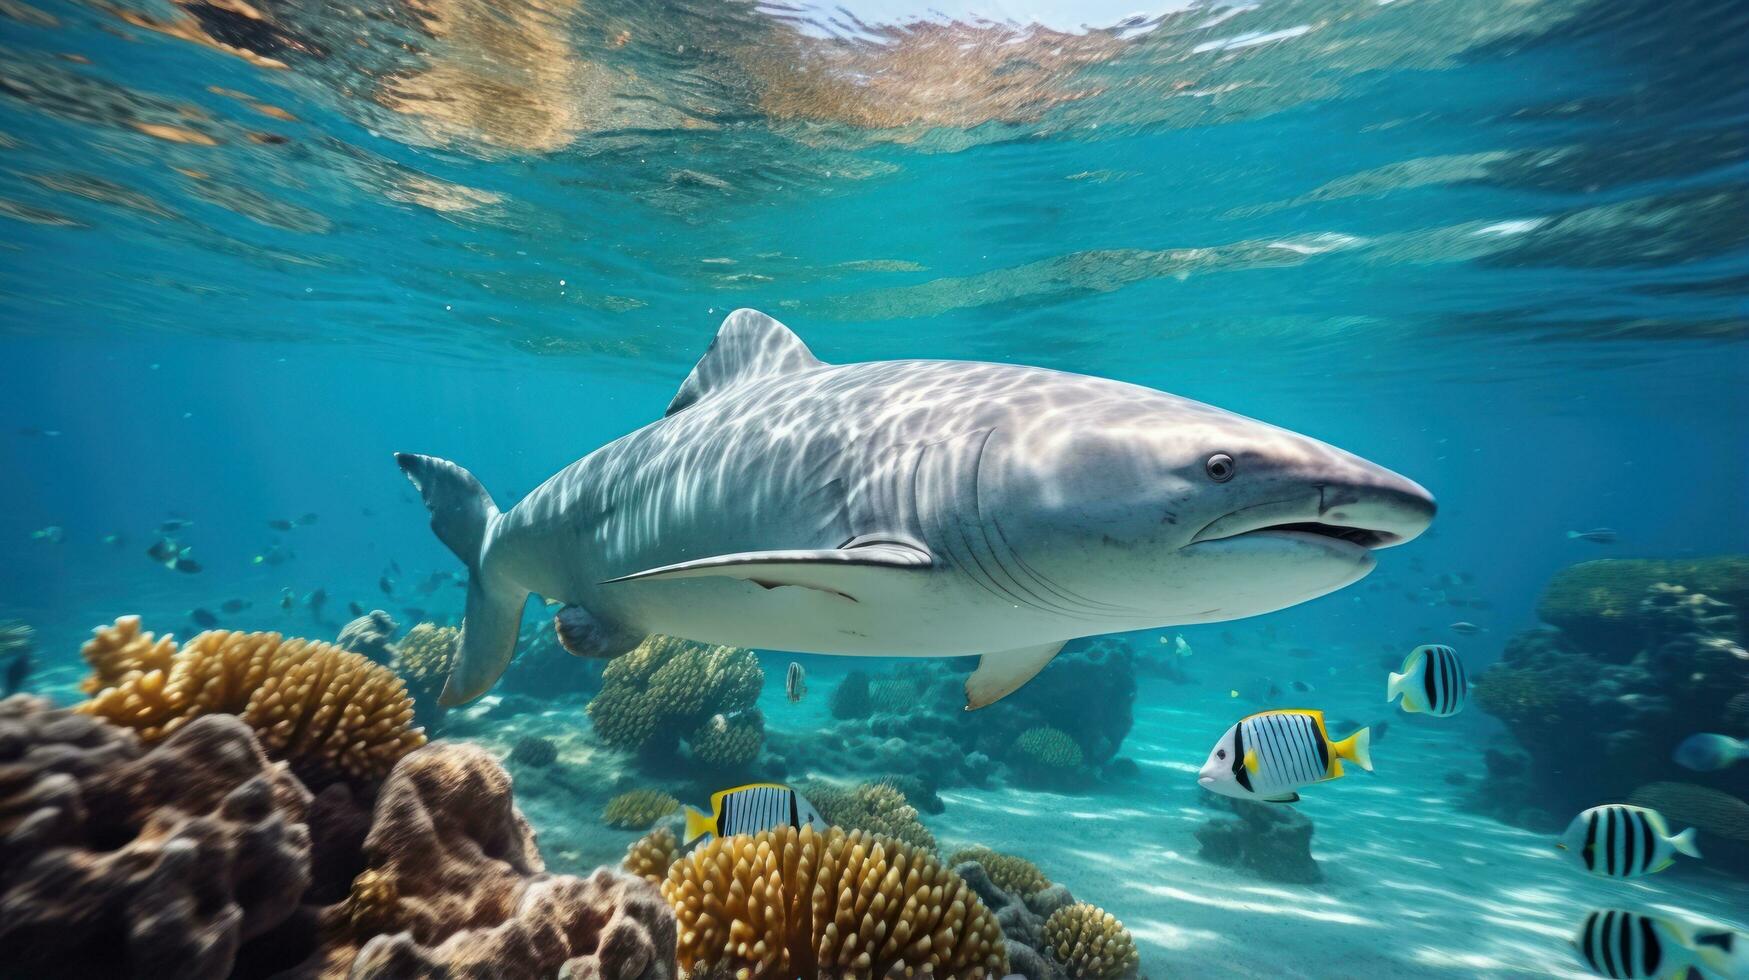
396;453;528;706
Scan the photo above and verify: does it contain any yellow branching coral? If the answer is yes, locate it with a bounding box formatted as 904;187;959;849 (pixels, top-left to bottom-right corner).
394;622;460;697
1016;726;1085;770
662;824;1007;979
77;616;424;785
345;868;400;937
689;710;763;768
808;780;937;854
949;846;1051;898
586;634;762;753
622;827;679;886
1043;902;1140;980
602;788;680;829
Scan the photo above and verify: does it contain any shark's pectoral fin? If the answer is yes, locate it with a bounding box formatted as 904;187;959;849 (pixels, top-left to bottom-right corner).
965;641;1066;710
554;604;641;659
602;539;931;601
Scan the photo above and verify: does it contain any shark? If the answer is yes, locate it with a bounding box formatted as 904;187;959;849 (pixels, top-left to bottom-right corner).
398;309;1435;709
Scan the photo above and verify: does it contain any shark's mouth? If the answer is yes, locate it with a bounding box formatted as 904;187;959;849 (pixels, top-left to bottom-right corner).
1253;521;1401;549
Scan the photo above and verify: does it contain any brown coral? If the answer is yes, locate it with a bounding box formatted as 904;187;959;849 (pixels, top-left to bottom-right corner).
0;695;312;980
587;634;762;757
807;779;937;854
623;826;680;886
688;709;764;768
661;824;1006;979
394;621;459;696
1042;902;1140;980
325;740;678;977
603;788;681;829
77;616;424;785
950;846;1051;898
1628;782;1749;841
335;610;399;665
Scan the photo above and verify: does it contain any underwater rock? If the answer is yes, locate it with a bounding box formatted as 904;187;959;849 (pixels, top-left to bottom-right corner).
0;695;312;980
1475;574;1749;832
508;733;559;767
78;616;424;787
1194;794;1323;884
1536;555;1749;657
662;824;1006;978
499;627;606;701
334;610;399;665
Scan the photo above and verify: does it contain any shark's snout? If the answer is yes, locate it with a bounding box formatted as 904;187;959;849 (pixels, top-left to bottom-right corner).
1317;474;1436;549
1191;452;1435;551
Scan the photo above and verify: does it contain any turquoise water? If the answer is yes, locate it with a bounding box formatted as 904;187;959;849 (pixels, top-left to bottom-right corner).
2;0;1747;976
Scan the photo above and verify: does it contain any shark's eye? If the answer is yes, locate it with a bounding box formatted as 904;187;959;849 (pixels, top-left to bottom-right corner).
1206;453;1236;482
1216;749;1228;760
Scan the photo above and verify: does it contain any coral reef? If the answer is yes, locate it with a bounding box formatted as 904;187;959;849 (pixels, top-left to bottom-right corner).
829;670;873;719
950;846;1052;899
603;788;681;829
1628;782;1749;841
1536;556;1748;656
0;695;312;979
508;733;558;767
334;610;399;665
622;826;680;886
78;616;424;786
586;634;763;767
1013;725;1088;785
804;778;938;853
687;709;764;768
393;621;458;729
952;851;1140;980
660;823;1007;978
1473;564;1749;845
1194;793;1322;884
499;626;606;701
1043;903;1141;980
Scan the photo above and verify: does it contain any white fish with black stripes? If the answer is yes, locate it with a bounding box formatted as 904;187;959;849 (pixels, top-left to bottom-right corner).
1571;909;1745;979
1197;709;1372;803
1387;643;1468;716
683;782;825;843
1557;804;1701;878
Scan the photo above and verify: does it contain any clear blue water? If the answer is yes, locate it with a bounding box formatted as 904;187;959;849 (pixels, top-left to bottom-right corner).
1;0;1747;976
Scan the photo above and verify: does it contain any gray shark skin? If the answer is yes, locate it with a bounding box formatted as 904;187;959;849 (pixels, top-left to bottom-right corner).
398;309;1434;709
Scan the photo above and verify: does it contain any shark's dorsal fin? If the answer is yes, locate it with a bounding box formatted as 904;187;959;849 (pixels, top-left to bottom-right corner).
666;309;823;416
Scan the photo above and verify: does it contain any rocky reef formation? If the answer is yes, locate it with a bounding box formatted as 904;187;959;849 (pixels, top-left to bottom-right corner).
953;850;1144;980
333;610;398;665
0;694;675;979
78;617;424;787
1194;793;1322;884
785;637;1137;796
661;823;1008;978
586;634;768;776
1472;557;1749;873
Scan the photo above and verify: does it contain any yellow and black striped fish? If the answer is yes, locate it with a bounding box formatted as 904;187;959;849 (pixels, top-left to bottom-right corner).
1387;644;1467;716
1572;909;1742;979
1558;804;1701;878
1198;709;1372;803
683;782;825;843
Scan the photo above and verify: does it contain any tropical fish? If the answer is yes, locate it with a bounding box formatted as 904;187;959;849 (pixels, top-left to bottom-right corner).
1567;528;1618;544
308;588;327;613
280;588;295;611
3;652;30;696
1673;733;1747;772
348;601;366;617
1559;805;1701;878
30;526;63;544
379;576;394;595
221;598;250;613
158;519;193;533
1230;676;1282;704
102;532;126;548
1570;909;1742;980
268;519;294;531
785;661;806;702
1288;679;1315;693
189;608;219;628
398;309;1434;707
1449;621;1484;635
16;426;61;437
1387;644;1467;717
1197;709;1372;803
298;512;319;525
253;543;293;566
683;783;825;843
146;537;200;573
